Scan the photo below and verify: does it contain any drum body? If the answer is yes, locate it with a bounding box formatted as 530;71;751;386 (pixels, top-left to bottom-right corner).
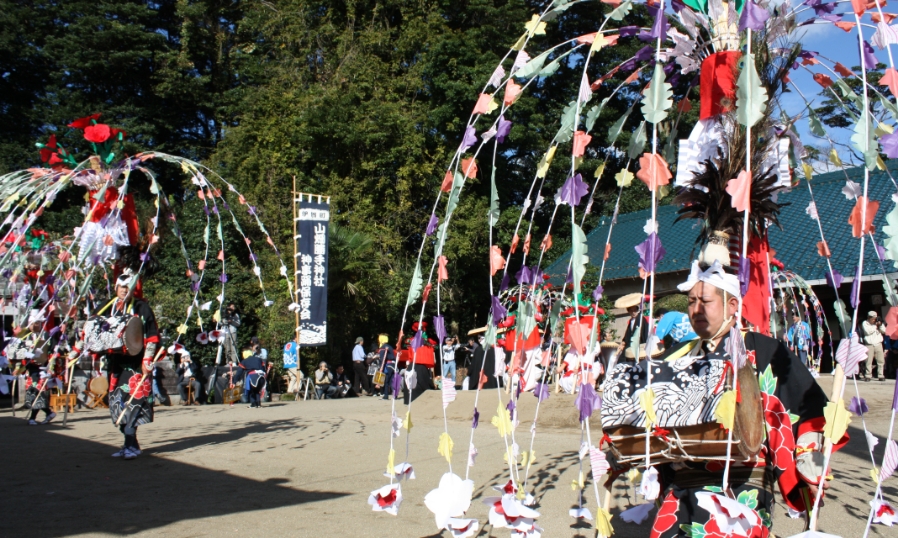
83;315;144;356
600;357;763;464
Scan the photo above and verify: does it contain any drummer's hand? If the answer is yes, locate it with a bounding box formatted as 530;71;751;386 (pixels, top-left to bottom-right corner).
806;477;830;503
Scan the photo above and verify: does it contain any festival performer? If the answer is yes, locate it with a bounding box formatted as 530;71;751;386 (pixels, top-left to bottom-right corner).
646;262;848;537
239;344;267;408
615;292;649;356
556;346;580;394
376;334;396;400
785;309;812;368
82;270;160;460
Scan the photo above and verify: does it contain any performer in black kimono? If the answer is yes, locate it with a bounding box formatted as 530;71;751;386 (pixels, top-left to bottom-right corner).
239;345;267;408
73;270;159;460
466;336;498;389
646;262;848;538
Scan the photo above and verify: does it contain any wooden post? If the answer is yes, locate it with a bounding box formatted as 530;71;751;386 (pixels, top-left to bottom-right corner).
292;178;301;398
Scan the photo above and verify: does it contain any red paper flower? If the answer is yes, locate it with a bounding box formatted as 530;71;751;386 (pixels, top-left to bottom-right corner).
84;124;112;143
39;135;58;162
110;127;127;140
48;153;63;167
68;113;101;129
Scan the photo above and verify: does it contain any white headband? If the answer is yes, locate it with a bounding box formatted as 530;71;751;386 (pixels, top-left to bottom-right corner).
677;260;741;299
116;269;136;288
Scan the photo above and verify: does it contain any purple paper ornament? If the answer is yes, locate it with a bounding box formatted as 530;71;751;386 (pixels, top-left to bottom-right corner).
634;46;655;62
557;173;589;207
212;205;219;215
862;40;878;70
738;0;770;32
877;244;887;262
534;382;550;402
575;383;599;423
635;233;666;273
497;116;512;144
499;272;511;292
619;26;640;37
506;397;516;417
826;269;843;290
850;265;861;308
516;265;533;286
219;273;228;283
592;284;604;302
472;407;480;429
410;330;423;351
462;125;477;151
433;315;446;344
849;396;868;415
882;132;898;159
892;378;898;411
426;214;439;236
491;296;507;325
391;370;403;396
649;6;667;40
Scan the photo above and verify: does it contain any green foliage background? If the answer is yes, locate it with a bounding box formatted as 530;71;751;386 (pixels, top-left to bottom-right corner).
0;0;696;374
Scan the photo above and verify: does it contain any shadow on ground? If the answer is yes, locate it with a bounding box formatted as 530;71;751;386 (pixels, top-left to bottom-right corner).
1;416;348;537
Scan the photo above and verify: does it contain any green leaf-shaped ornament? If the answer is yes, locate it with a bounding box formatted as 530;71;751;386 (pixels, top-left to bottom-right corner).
759;364;776;395
489;169;500;226
608;0;633;21
641;63;673;124
607;107;632;145
808;109;826;137
406;261;423;306
883;203;898;269
736;53;768;127
628;121;647;160
515;50;552;79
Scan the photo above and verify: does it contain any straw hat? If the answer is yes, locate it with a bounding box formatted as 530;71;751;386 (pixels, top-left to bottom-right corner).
624;343;665;360
614;292;643;310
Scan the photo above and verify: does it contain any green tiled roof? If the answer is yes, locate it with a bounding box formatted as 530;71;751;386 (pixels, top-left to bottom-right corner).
545;161;898;284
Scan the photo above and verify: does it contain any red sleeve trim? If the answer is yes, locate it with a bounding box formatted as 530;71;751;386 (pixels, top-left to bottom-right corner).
144;335;160;345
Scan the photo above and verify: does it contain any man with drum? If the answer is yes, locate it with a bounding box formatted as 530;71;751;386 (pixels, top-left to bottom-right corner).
74;270;160;460
643;262;848;537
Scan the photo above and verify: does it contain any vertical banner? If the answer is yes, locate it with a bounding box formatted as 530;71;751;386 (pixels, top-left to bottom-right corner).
296;196;329;346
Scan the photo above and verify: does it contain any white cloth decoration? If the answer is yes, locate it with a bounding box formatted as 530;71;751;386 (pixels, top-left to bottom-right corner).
447;518;480;538
677;260;741;299
569;507;593;520
383;462;415;481
639;466;660;501
367;484;402;516
872;499;898;526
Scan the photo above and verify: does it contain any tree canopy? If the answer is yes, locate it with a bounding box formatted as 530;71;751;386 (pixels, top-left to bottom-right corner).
0;0;679;371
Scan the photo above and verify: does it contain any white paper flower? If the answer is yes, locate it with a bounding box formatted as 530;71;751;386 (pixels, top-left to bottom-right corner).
195;332;209;345
806;201;818;220
569;507;593;520
199;301;212;311
424;472;475;529
620;502;654;524
842;180;862;200
446;518;479;538
695;491;760;536
367;484;402;516
468;444;478;467
383;462;415;481
391;412;402;438
872;499;898;526
643;218;659;235
639;466;660;501
483;494;540;529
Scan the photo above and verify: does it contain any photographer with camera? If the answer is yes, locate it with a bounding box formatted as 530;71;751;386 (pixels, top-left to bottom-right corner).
441;336;460;385
221;303;241;364
314;361;338;399
862;311;887;381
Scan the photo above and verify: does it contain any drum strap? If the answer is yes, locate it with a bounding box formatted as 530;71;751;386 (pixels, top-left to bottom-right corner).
664;340;700;362
672;466;773;493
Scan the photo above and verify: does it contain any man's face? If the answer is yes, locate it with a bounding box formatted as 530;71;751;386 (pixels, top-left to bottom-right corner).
869;315;877;323
336;366;343;374
115;285;131;301
687;282;736;340
627;305;639;318
793;314;800;323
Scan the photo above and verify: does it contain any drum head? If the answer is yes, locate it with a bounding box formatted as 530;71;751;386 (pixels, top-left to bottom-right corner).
89;376;109;393
123;317;144;356
733;363;765;458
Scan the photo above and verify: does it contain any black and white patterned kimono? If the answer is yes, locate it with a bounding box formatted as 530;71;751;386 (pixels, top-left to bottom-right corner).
636;332;848;538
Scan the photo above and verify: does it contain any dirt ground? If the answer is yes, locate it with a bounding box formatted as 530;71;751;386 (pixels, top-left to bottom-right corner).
3;376;896;538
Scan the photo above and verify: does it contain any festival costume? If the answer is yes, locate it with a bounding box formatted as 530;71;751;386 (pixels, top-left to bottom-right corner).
80;294;159;454
240;354;267;408
648;331;848;537
23;361;55;423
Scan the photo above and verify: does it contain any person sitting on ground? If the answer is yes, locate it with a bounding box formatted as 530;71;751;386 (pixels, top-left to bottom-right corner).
315;361;337;399
239;345;267;408
331;364;351;397
175;349;201;406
